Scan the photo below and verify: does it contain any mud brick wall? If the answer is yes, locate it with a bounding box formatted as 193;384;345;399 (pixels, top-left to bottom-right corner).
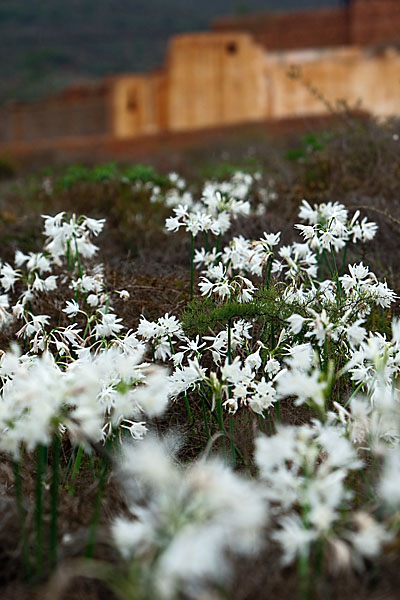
166;32;267;132
212;8;350;51
0;84;110;144
213;1;400;51
351;0;400;46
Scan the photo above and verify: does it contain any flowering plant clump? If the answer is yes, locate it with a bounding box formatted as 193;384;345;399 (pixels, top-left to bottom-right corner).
111;435;267;599
0;164;399;600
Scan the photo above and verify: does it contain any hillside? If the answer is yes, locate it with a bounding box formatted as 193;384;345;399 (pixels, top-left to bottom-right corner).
0;0;339;104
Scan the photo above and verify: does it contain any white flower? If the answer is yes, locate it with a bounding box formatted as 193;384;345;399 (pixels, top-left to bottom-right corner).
272;514;317;565
82;217;106;236
0;263;20;291
347;513;391;559
94;312;124;338
287;313;306;334
112;436;267;599
118;289;130;300
63;299;80;318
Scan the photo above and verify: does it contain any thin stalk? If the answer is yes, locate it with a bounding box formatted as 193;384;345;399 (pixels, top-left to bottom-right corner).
66;239;71;272
321;249;334;279
227;318;235;464
200;393;211;440
35;445;47;579
264;257;273;289
201;389;247;466
71;445;84;481
190;233;195;300
340;240;349;275
227;318;232;364
257;413;266;433
62;446;77;485
168;335;175;357
270;322;275;349
229;416;236;467
298;549;310;600
216;233;221;254
50;434;61;568
329;244;342;305
274;400;281;424
85;457;109;559
343;380;365;408
184;392;193;425
82;315;92;340
13;460;31;580
73;234;83;278
69;445;84;494
216;394;225;433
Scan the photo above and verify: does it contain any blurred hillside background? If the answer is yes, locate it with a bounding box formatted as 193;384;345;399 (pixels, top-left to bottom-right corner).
0;0;340;104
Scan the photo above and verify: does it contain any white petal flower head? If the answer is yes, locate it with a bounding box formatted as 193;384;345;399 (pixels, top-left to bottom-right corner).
112;436;267;599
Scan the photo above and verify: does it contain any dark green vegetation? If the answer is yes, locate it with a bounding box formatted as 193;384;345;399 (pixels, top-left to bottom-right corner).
0;0;339;103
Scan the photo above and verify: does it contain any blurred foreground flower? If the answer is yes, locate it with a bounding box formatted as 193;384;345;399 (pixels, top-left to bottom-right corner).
111;435;268;599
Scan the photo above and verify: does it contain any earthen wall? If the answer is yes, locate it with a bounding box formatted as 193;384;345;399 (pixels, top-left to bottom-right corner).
0;84;110;144
213;1;400;51
351;0;400;46
166;33;267;131
213;8;350;51
265;46;400;119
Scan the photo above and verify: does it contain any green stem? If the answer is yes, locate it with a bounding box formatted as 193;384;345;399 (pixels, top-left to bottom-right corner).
227;318;232;364
13;460;31;580
340;240;349;275
200;392;210;440
184;392;193;425
190;233;194;300
69;445;84;494
82;315;92;339
343;380;365;408
216;233;221;254
50;434;61;568
168;335;175;357
216;394;225;433
274;400;281;424
71;445;83;480
202;389;247;466
226;319;236;464
63;446;77;485
321;249;334;279
73;234;83;278
229;416;236;467
265;257;273;290
66;239;71;272
270;322;275;349
35;445;47;579
329;243;342;305
85;457;109;559
298;549;310;600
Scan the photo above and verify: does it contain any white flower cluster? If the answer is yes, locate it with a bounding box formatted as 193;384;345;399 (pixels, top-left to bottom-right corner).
296;200;377;251
42;212;105;262
164;172;257;238
112;435;267;599
0;213;175;456
0;344;170;457
254;423;389;567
